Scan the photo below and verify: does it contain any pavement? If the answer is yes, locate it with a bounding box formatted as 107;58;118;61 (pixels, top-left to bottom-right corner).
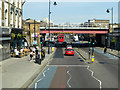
1;47;56;89
78;40;120;58
96;47;120;58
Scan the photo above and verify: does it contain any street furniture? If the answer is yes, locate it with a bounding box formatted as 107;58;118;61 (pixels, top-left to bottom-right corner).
24;49;28;56
91;55;95;63
52;47;54;52
10;52;14;57
19;52;23;58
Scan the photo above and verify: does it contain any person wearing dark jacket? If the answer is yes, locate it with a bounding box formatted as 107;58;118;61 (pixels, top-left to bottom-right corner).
41;49;45;60
104;46;107;54
35;48;39;59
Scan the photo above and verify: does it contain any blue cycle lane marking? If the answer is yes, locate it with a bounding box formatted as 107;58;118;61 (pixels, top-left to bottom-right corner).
29;66;58;89
94;48;118;59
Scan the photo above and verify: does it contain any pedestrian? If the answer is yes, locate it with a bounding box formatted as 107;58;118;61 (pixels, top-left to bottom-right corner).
20;47;24;53
10;47;14;56
33;51;35;59
35;47;39;60
11;47;14;52
29;49;33;60
15;49;19;58
14;47;17;53
35;47;41;64
32;47;35;53
104;46;107;54
41;49;45;60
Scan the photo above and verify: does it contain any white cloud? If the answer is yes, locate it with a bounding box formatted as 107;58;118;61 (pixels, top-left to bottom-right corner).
26;0;120;2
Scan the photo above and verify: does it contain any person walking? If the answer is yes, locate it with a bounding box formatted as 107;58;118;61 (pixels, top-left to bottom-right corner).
32;47;35;59
35;47;39;59
104;46;107;54
41;49;45;60
32;47;35;53
29;49;33;61
35;47;39;63
35;47;41;64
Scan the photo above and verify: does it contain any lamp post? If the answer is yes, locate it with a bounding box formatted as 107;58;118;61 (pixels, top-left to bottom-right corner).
48;0;57;54
28;23;31;46
106;7;113;48
34;19;36;47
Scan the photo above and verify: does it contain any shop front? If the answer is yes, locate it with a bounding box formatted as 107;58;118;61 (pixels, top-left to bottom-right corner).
108;28;120;50
10;28;25;50
0;27;11;60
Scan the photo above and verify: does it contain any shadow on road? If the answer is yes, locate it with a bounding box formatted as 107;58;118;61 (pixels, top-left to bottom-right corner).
53;47;64;58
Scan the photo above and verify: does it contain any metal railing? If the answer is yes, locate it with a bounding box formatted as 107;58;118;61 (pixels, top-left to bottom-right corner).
40;26;108;29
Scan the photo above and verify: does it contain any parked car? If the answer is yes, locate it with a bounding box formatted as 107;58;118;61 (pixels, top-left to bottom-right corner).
65;48;74;56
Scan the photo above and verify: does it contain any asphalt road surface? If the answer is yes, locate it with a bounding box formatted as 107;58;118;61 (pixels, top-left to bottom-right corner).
81;47;119;88
29;48;105;89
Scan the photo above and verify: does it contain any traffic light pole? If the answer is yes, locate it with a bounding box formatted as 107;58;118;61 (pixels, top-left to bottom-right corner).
40;36;43;59
89;43;90;59
92;44;94;55
88;35;91;59
41;42;42;60
92;37;95;55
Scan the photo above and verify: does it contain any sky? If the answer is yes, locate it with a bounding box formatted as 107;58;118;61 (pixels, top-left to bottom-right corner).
23;1;119;24
26;0;119;2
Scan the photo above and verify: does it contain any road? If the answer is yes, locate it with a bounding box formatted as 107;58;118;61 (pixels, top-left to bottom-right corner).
81;47;119;88
29;47;102;88
28;37;119;89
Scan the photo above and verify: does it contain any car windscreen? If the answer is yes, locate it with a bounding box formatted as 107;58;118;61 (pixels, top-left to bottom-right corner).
67;49;74;51
67;45;72;47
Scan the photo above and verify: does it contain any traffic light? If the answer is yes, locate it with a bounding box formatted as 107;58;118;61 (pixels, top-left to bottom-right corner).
89;42;91;44
40;37;43;44
40;42;42;44
93;42;95;45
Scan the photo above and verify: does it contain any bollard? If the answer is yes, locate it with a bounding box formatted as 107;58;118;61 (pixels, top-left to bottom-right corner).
91;55;95;63
52;47;54;52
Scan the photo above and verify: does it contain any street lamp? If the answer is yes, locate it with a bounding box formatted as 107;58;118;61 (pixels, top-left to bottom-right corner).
28;23;31;46
106;7;113;48
33;19;36;47
48;0;57;54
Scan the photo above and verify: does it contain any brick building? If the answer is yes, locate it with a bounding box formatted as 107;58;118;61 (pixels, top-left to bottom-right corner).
0;0;25;60
23;19;40;46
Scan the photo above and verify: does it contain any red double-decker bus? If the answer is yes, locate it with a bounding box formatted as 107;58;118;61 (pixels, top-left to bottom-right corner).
59;34;64;42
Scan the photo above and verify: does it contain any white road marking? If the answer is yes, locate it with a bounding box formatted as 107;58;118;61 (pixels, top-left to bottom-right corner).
35;82;37;89
43;68;50;77
87;66;102;89
43;71;46;77
37;78;43;83
34;67;50;89
74;50;87;64
48;65;88;67
75;49;102;89
67;70;72;88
